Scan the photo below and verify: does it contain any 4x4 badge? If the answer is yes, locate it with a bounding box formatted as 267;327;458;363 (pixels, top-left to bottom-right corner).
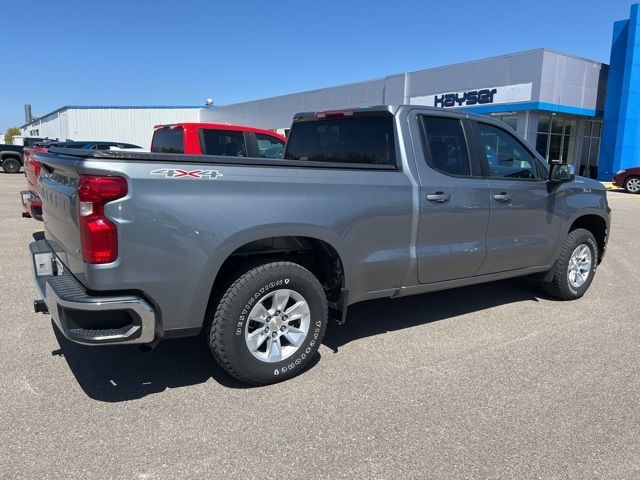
151;169;223;179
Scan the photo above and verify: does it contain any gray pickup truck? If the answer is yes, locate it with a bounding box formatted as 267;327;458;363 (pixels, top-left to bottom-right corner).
30;105;610;384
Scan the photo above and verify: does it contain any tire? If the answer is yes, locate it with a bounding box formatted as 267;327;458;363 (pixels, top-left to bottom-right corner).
541;228;598;300
623;175;640;194
2;157;21;173
208;261;328;385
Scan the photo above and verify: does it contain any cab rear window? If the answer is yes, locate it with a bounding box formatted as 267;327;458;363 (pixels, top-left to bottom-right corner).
285;115;396;166
151;127;184;154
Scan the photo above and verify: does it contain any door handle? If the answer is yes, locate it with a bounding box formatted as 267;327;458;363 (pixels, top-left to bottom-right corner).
426;192;451;203
493;192;512;203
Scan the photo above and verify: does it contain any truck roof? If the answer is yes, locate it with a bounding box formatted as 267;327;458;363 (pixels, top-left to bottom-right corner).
154;122;286;141
292;104;493;122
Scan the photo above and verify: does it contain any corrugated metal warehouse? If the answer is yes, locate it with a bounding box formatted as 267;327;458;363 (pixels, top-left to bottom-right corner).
21;106;201;148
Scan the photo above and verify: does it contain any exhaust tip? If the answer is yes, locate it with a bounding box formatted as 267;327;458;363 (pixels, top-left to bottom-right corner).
33;299;49;314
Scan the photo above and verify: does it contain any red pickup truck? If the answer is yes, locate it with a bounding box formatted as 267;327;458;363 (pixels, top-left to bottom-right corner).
151;123;286;158
21;124;285;221
21;140;141;220
20;142;60;220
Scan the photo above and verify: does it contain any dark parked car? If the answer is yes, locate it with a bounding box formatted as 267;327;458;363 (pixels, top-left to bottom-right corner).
0;137;53;173
612;167;640;194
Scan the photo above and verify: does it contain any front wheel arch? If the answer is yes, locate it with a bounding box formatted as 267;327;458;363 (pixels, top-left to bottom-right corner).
567;214;608;264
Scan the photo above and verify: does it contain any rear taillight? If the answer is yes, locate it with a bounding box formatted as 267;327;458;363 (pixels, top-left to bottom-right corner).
30;147;47;175
78;175;128;264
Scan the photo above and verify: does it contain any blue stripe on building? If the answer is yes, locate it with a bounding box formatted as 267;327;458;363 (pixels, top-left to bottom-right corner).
599;3;640;180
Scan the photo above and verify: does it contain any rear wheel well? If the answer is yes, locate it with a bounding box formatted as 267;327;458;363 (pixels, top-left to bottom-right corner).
569;215;607;262
208;236;345;313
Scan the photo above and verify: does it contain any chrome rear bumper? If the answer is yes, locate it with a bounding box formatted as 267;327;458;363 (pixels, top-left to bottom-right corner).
30;240;156;345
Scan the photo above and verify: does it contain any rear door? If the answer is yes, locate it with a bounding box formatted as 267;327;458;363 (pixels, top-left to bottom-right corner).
472;121;562;273
412;113;491;284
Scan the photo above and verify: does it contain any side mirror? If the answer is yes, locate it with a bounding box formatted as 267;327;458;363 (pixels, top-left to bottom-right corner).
549;163;575;183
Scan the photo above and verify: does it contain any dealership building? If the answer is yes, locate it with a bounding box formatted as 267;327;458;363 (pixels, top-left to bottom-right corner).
201;48;607;179
20;4;640;180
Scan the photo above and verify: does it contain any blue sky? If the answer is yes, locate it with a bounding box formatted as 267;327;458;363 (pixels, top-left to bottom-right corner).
1;0;635;134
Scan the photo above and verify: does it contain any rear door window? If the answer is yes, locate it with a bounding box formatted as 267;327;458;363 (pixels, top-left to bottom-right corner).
201;129;246;157
151;127;184;154
284;115;396;166
256;133;285;158
420;116;471;176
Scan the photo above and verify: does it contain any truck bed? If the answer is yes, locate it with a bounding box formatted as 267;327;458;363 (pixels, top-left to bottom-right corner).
45;147;397;170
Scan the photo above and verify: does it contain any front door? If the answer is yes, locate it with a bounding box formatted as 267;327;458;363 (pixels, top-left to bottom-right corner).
473;121;562;274
414;115;491;284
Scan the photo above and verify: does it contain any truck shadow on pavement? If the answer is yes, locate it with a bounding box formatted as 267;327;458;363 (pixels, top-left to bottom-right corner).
52;277;549;402
323;277;548;353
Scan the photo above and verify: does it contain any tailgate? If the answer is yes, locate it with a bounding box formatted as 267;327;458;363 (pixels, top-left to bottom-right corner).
36;154;86;279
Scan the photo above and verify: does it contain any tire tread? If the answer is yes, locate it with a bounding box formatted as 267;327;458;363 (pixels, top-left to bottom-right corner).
541;228;597;300
208;261;324;385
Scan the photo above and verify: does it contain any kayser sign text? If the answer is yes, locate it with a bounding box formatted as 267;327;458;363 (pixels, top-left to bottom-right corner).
410;83;533;108
434;88;497;107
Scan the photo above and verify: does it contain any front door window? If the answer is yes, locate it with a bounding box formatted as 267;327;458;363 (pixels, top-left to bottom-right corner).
477;123;539;180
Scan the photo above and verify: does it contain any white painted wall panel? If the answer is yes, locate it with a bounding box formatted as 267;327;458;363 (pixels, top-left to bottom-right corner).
22;108;201;148
65;108;200;148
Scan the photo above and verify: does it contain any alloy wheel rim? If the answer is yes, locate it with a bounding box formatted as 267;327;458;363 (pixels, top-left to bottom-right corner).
567;244;592;289
244;289;310;363
627;178;640;193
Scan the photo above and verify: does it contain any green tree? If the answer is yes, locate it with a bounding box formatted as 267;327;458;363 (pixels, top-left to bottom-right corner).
4;127;21;144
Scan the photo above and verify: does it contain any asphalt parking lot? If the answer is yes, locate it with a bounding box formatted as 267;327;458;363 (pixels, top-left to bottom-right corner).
1;173;639;479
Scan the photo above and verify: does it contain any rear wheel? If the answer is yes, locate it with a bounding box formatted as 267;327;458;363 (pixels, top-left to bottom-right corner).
1;157;21;173
208;261;328;385
541;228;598;300
624;175;640;194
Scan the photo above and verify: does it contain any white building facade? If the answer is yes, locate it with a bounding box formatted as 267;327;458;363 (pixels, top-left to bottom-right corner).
21;106;201;149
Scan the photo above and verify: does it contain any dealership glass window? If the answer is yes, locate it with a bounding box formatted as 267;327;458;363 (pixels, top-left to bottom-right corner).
577;120;602;178
496;115;518;131
535;115;578;164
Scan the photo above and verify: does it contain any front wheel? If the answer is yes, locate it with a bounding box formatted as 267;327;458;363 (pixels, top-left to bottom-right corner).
208;261;328;385
624;175;640;194
541;228;598;300
2;158;21;173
